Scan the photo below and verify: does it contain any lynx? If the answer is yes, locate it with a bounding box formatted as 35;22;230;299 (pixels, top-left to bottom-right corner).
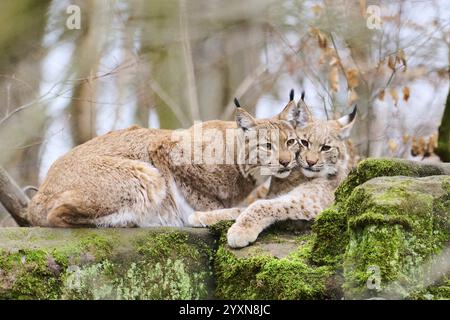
27;97;301;228
189;96;357;248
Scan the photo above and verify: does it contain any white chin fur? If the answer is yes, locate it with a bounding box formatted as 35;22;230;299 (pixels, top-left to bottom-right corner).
274;171;291;179
301;168;319;178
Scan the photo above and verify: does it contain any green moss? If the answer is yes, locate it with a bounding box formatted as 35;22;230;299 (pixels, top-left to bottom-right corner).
0;249;62;299
311;206;348;266
335;158;447;203
213;226;335;300
409;278;450;300
342;176;450;299
0;229;214;300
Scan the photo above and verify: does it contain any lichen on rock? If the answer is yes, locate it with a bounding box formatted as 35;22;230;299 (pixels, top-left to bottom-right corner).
211;221;339;299
342;175;449;299
0;228;215;300
0;158;448;300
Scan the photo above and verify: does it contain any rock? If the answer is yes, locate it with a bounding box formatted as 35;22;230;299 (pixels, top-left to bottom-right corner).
212;159;450;300
312;158;450;299
0;228;215;299
211;220;342;300
335;158;450;203
0;158;448;300
343;175;449;299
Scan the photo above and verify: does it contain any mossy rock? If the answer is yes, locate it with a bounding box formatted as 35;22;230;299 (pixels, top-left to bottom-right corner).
1;158;449;300
342;175;449;299
308;159;450;299
335;158;450;203
211;221;341;299
0;228;215;300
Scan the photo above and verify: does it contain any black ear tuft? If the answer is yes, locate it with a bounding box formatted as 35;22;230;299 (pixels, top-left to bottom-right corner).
234;97;241;108
289;89;294;101
301;91;305;101
349;105;357;122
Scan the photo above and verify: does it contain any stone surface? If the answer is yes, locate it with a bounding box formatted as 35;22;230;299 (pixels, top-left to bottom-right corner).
0;158;449;300
343;175;449;299
0;227;215;299
213;159;450;300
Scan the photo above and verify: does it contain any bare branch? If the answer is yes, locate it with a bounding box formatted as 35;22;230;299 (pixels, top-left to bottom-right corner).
221;64;268;120
0;166;31;227
147;77;191;128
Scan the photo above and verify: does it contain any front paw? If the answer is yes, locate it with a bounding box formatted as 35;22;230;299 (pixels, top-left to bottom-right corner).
188;212;206;227
227;223;259;248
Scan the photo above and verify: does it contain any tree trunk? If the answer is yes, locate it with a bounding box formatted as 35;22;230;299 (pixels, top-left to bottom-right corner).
436;81;450;162
0;166;30;226
0;0;51;187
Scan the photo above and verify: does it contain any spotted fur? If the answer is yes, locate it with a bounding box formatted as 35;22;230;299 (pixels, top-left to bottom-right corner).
189;101;357;248
27;100;300;228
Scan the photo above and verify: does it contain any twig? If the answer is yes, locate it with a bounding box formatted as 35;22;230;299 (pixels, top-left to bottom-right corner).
221;63;268;120
179;0;201;121
147;77;191;128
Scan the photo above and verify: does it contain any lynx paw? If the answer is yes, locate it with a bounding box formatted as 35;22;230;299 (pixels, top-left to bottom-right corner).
188;212;206;227
227;223;259;248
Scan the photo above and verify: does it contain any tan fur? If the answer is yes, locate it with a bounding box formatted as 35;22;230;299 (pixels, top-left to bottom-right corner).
190;101;357;248
28;102;300;228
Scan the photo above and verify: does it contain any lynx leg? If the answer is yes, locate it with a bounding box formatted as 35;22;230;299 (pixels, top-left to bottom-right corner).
227;194;319;248
188;208;242;227
47;202;97;228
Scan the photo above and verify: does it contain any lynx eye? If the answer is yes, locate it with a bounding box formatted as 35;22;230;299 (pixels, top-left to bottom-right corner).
286;139;296;147
264;143;272;150
321;145;331;152
300;139;309;148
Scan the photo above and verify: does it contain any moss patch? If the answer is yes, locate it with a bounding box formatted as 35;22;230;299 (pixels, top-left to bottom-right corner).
0;228;214;300
212;222;338;299
335;158;449;203
342;176;450;299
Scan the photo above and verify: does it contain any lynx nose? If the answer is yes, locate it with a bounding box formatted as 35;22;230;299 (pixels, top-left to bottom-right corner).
306;159;317;167
279;159;290;167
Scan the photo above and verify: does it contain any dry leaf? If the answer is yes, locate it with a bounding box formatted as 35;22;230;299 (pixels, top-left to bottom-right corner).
346;68;360;89
390;88;398;105
388;55;396;71
378;89;385;101
348;89;359;104
428;134;437;153
318;32;327;49
402;134;410;144
388;139;398;153
431;133;438;148
329;66;339;92
402;86;410;102
329;56;339;67
397;49;407;70
418;137;426;155
312;4;322;15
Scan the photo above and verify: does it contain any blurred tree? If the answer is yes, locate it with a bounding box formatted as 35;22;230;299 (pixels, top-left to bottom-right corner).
0;0;51;186
437;79;450;162
67;0;104;145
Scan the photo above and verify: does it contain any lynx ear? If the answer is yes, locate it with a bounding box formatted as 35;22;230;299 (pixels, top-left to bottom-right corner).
296;91;313;127
278;89;299;126
337;105;357;139
235;100;256;131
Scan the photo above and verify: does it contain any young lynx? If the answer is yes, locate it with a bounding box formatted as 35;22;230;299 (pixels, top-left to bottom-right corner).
189;97;357;248
27;97;301;228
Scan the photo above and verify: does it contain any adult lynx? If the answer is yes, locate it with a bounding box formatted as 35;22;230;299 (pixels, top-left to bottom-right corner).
27;97;301;227
189;97;357;248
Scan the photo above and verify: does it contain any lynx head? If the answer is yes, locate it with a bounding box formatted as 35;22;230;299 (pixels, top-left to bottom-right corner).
295;97;357;178
234;90;300;178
